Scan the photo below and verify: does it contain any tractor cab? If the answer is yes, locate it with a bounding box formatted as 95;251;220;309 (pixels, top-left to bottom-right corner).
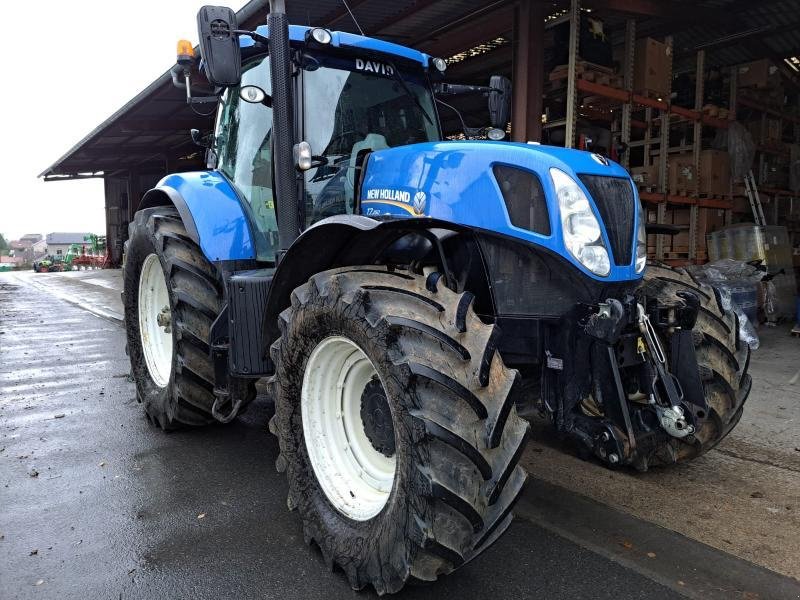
210;29;443;260
177;12;509;263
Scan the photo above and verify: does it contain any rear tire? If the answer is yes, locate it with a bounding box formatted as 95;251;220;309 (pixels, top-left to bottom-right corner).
637;262;751;466
123;206;255;429
270;266;530;594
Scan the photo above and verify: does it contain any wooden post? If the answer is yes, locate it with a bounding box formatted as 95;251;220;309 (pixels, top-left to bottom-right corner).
511;0;545;142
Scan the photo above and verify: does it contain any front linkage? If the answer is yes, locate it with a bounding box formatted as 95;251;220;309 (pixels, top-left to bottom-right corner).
541;289;705;471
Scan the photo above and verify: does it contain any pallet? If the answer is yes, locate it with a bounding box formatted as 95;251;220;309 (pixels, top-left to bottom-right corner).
549;62;622;88
698;192;727;200
550;61;615;77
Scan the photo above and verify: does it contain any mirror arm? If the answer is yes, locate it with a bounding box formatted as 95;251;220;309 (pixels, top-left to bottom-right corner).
170;63;187;89
190;128;212;149
173;67;220;105
435;82;494;96
233;29;270;46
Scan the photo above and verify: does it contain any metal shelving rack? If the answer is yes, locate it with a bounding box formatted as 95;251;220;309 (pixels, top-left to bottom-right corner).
554;0;736;265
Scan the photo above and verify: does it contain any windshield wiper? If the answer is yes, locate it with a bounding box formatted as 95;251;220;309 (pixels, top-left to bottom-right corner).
385;60;435;127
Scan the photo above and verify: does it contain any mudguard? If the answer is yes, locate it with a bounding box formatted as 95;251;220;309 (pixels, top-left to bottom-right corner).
139;171;256;262
262;214;470;346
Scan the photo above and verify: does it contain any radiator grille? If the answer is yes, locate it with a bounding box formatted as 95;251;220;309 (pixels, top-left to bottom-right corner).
578;175;635;266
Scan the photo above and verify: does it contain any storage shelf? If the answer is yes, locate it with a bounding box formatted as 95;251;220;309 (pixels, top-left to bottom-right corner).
575;79;730;128
756;144;789;157
758;186;796;196
738;96;800;124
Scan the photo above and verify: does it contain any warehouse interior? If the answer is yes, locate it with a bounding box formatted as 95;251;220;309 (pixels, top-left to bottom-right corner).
40;0;800;330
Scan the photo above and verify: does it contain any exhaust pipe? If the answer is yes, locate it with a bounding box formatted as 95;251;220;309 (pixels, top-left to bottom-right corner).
269;0;300;253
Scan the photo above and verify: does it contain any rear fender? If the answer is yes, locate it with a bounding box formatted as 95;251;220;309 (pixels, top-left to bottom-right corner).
138;171;256;262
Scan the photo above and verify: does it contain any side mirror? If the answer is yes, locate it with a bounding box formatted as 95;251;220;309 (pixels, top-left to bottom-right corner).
196;5;241;87
488;75;512;129
190;128;210;148
239;85;272;106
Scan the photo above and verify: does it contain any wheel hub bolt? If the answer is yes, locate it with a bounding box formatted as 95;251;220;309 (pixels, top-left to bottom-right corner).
156;306;172;333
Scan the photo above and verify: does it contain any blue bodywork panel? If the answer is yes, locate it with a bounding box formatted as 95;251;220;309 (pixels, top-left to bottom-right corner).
240;25;431;67
360;141;642;282
154;172;255;262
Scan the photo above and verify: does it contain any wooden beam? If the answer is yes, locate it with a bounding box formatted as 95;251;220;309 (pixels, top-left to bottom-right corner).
119;119;211;133
412;1;516;57
511;1;545;142
368;0;441;37
581;0;723;20
319;0;373;30
419;9;514;60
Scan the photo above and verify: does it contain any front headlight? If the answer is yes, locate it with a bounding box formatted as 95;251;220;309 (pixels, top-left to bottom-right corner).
635;203;647;273
550;168;610;276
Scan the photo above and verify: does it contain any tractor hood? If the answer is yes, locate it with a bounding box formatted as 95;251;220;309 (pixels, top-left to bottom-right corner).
358;141;643;282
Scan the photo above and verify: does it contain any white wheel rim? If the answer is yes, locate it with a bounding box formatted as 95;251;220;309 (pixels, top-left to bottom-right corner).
301;336;396;521
138;253;173;388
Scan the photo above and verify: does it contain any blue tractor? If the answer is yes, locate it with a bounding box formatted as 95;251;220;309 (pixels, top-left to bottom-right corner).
123;3;751;593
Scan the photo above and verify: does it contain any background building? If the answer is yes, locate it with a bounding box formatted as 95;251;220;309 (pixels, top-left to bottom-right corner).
9;233;45;263
45;232;91;257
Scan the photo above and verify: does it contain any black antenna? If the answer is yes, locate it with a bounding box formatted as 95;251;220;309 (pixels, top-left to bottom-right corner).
341;0;365;35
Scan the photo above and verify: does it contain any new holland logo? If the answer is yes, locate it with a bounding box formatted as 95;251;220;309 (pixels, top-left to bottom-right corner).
591;153;610;166
412;191;427;215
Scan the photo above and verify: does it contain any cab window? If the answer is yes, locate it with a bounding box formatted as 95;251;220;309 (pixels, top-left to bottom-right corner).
215;55;278;260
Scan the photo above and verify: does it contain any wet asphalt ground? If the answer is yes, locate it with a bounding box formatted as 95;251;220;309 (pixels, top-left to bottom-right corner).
2;271;799;600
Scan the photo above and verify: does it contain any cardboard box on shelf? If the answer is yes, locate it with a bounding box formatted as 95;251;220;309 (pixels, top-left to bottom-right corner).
698;208;726;251
668;230;690;252
737;59;780;89
699;149;731;196
765;118;782;142
669;207;691;226
668;154;696;194
630;163;660;188
634;38;670;97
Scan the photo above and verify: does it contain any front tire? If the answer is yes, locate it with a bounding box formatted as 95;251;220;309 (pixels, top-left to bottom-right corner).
636;263;752;466
270;266;530;594
123;206;255;429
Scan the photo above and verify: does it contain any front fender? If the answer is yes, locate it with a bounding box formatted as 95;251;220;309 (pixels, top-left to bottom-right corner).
262;215;471;346
139;171;255;262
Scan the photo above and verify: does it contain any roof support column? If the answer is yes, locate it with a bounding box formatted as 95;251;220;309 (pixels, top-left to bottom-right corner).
511;0;545;142
564;0;581;148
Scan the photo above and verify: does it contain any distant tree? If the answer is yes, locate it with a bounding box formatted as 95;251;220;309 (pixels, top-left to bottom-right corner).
0;233;8;256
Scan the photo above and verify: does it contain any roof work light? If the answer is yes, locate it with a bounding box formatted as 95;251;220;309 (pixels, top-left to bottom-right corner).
305;27;332;45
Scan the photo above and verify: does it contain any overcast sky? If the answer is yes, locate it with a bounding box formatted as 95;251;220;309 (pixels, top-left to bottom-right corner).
0;0;247;242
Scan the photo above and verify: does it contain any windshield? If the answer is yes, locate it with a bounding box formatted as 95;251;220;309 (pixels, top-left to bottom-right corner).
301;54;440;225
